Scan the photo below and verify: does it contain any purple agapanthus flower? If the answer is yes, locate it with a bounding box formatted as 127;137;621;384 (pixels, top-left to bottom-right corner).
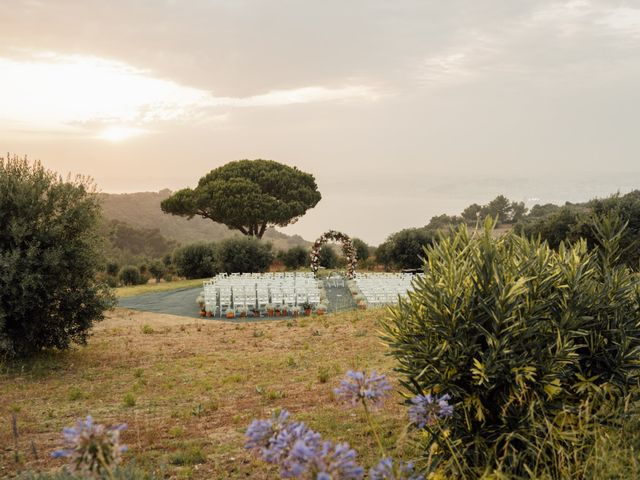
246;410;321;469
408;394;454;428
334;370;392;408
286;439;364;479
246;409;291;452
369;457;424;480
51;415;127;476
246;410;365;479
265;422;322;466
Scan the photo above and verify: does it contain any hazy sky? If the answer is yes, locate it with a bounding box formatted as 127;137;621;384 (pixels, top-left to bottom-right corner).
2;0;640;243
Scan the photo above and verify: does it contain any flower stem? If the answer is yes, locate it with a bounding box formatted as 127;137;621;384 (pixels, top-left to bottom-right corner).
362;399;386;460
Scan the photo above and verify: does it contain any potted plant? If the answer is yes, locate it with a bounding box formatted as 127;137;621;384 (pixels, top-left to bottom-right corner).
291;306;300;317
274;304;282;317
266;303;275;317
302;302;312;316
225;308;235;319
238;306;248;318
206;309;213;317
316;303;327;316
196;293;206;316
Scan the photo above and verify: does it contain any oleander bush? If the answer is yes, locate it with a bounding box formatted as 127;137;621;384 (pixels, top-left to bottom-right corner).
382;216;640;477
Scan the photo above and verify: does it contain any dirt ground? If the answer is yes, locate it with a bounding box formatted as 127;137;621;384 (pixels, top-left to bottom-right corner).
0;307;408;479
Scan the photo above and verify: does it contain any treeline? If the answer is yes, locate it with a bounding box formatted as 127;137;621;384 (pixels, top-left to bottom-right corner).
102;237;379;285
103;236;274;285
171;237;375;279
102;191;640;279
100;219;177;264
516;190;640;268
375;194;523;270
376;191;640;270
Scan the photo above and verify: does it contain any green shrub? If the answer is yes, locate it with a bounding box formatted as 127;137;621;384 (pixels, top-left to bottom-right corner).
517;204;590;249
517;191;640;269
0;156;115;358
278;245;309;270
106;262;120;276
172;242;218;279
352;238;370;261
382;217;640;477
217;237;274;273
118;265;142;286
376;227;437;270
169;444;206;466
318;245;338;269
148;260;165;282
123;392;136;407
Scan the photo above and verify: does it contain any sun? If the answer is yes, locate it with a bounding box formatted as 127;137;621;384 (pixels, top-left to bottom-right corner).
96;126;147;142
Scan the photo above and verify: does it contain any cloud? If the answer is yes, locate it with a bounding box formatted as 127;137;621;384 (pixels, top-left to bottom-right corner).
418;39;499;87
414;1;640;90
0;52;380;139
209;85;381;108
599;7;640;37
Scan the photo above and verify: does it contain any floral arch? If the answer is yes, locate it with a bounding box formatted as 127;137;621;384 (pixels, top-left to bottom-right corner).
310;230;357;279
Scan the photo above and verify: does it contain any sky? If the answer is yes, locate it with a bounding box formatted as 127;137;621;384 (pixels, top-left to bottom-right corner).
2;0;640;244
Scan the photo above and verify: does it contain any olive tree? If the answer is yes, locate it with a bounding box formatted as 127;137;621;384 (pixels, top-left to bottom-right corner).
161;159;321;239
0;156;115;358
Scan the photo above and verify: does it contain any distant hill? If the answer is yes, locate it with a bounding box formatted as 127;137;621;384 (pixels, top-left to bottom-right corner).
98;190;310;251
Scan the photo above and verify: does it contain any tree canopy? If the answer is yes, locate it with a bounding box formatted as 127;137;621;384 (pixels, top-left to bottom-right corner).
161;160;321;239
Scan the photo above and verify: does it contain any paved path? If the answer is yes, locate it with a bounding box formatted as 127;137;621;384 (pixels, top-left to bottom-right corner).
118;287;202;318
322;279;357;313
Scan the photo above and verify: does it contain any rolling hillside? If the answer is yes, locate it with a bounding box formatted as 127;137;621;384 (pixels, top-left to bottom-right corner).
98;190;311;251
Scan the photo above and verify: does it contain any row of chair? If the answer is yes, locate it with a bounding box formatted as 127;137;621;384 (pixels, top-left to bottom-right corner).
354;273;417;307
202;272;323;315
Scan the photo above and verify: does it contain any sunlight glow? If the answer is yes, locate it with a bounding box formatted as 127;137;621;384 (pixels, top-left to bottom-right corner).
0;52;380;140
0;53;210;137
96;126;149;142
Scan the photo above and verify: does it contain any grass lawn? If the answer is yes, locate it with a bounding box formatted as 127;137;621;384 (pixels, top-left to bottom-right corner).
116;278;207;298
0;308;410;479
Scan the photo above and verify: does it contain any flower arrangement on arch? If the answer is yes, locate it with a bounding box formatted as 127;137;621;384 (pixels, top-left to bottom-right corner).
310;230;358;279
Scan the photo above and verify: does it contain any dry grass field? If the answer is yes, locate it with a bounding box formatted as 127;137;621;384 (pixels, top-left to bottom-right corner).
0;308;409;479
